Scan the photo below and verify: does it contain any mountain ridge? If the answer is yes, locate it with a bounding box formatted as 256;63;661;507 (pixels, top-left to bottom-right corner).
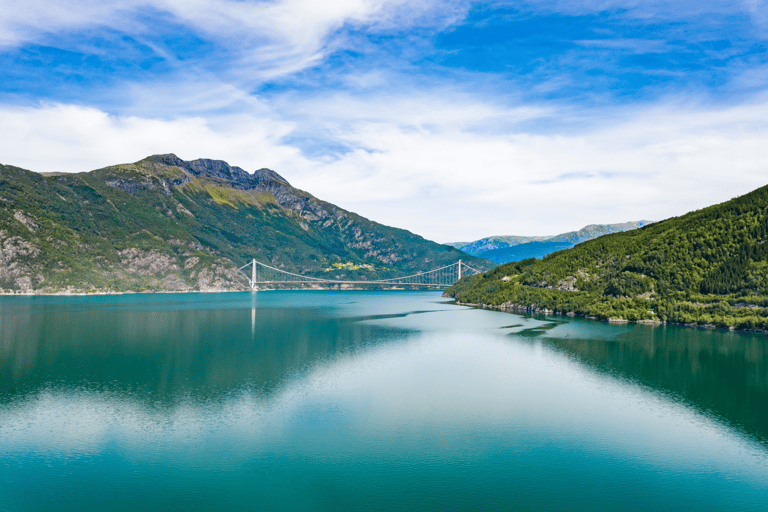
0;154;492;294
450;221;653;264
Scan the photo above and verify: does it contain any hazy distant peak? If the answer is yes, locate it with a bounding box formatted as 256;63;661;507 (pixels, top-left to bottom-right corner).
451;221;654;261
547;221;654;244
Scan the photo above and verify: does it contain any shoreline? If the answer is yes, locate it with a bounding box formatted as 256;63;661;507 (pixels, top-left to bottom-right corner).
453;300;768;337
0;286;441;297
0;289;248;297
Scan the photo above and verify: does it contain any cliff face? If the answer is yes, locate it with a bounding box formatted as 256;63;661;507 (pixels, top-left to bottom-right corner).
0;155;491;294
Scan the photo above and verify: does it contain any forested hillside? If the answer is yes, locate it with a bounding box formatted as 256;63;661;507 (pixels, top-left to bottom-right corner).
0;154;491;293
447;185;768;330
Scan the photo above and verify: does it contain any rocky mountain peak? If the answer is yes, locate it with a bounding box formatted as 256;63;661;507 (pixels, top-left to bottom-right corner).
148;154;290;189
253;167;290;186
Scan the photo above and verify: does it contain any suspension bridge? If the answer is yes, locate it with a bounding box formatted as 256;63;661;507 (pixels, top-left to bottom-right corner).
237;259;483;290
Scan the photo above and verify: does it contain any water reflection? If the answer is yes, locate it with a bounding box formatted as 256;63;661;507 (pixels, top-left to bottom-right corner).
0;292;410;405
1;293;768;511
537;318;768;445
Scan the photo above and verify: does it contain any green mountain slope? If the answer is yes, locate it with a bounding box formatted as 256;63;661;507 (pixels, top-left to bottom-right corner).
447;185;768;330
449;221;653;264
0;154;492;293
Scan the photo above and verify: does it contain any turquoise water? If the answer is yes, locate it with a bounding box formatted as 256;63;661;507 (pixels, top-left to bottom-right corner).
1;291;767;511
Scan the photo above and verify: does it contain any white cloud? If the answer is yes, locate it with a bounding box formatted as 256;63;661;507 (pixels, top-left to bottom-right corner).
0;102;300;174
289;94;768;241
0;0;465;80
3;96;768;243
2;0;767;245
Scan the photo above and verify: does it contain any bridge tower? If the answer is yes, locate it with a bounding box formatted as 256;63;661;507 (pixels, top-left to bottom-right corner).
239;257;481;289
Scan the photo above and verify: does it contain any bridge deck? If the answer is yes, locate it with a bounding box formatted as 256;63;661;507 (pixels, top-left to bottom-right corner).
240;259;483;290
252;280;448;287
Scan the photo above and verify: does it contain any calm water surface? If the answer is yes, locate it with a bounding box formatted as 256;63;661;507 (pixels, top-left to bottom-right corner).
1;291;767;511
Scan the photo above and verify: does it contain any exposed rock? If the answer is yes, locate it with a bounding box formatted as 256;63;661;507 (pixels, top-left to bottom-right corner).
176;203;193;216
13;211;39;232
1;235;40;260
105;179;157;194
0;233;40;287
14;276;33;291
118;249;180;275
378;253;402;264
555;277;578;291
195;260;249;291
154;274;192;291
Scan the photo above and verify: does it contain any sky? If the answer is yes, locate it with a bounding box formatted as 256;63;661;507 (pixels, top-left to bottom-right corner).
1;1;768;243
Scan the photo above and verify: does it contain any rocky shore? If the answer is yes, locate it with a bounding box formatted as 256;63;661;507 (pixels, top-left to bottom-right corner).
452;299;768;335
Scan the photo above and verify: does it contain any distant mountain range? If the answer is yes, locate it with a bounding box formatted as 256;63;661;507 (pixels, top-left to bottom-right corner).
449;221;654;264
0;154;492;293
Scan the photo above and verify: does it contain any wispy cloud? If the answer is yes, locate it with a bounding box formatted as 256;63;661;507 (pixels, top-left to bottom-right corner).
0;102;299;175
2;1;768;241
0;0;466;79
3;93;768;241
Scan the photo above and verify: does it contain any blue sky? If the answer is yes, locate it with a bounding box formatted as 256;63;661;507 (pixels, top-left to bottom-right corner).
1;0;768;242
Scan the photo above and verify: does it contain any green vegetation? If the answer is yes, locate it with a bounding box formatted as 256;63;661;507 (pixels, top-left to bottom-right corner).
0;155;492;293
447;185;768;330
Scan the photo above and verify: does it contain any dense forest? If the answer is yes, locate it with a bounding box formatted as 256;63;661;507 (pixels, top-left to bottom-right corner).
446;184;768;330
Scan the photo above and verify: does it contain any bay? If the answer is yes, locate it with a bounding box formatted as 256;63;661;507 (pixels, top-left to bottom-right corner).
1;291;767;511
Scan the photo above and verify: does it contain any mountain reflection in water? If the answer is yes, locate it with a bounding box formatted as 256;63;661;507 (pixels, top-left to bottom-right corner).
0;293;408;405
1;292;767;511
2;294;767;448
537;320;768;446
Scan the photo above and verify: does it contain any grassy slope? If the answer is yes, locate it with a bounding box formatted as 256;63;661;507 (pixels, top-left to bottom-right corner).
447;185;768;330
0;156;492;293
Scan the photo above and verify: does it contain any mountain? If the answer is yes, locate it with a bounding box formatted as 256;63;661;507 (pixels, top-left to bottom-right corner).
448;235;550;255
446;185;768;330
478;241;574;264
0;154;492;294
449;221;653;264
